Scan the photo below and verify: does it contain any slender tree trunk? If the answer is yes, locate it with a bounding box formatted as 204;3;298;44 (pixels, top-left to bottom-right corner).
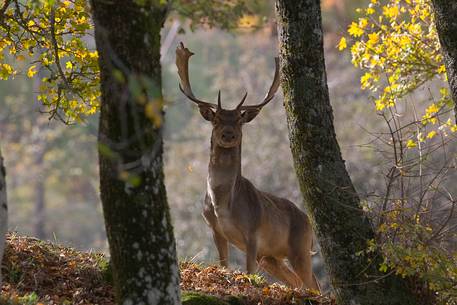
91;1;180;305
0;146;8;287
32;59;46;240
33;151;45;239
275;1;418;304
431;1;457;123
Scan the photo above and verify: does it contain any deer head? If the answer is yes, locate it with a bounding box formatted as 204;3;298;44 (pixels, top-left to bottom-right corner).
176;42;280;149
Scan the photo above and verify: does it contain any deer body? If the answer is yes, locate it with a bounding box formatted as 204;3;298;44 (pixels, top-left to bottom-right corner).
202;127;318;290
205;142;292;255
176;43;320;291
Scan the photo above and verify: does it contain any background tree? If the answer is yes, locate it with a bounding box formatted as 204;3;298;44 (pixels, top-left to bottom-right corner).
432;0;457;123
0;146;7;287
275;0;419;304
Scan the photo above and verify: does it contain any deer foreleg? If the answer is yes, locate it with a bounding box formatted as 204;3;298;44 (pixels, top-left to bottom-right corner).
246;237;258;274
212;231;229;267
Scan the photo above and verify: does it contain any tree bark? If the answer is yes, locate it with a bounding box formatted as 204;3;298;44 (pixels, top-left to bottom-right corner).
0;146;7;287
275;1;417;304
431;1;457;123
91;1;180;305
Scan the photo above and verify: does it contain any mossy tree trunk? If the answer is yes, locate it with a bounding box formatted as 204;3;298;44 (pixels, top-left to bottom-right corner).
275;1;418;304
0;146;7;287
91;1;180;305
431;1;457;123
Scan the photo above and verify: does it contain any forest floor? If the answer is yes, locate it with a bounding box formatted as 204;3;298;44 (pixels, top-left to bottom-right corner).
0;233;334;305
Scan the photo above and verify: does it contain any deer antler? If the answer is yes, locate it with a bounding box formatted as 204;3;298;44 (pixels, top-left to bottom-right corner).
176;42;218;109
237;57;280;110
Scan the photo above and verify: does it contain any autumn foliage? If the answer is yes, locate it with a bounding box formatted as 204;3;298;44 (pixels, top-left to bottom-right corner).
340;1;457;304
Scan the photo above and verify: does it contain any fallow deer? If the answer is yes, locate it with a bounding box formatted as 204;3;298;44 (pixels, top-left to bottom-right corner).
176;42;320;291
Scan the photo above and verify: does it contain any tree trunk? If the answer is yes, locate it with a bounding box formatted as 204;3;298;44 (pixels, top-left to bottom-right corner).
0;146;8;287
275;1;417;304
33;151;46;239
32;60;46;240
431;1;457;123
91;1;180;305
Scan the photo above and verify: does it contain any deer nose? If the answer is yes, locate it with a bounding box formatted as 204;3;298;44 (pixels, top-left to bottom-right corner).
221;131;236;141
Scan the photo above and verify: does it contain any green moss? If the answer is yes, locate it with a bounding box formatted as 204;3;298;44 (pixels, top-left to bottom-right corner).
181;292;245;305
224;296;245;305
182;292;229;305
244;273;266;287
96;256;113;284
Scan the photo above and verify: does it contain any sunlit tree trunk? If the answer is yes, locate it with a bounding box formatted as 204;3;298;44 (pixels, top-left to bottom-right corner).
0;146;8;287
275;1;418;304
91;1;180;304
431;0;457;123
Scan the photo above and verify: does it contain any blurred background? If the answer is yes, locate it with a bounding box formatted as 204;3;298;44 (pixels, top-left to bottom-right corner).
1;0;455;291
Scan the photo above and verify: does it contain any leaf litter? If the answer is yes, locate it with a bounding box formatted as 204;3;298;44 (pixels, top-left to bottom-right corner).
1;233;334;305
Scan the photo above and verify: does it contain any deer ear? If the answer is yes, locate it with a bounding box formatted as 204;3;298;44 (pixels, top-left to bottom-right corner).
198;105;215;121
241;108;261;123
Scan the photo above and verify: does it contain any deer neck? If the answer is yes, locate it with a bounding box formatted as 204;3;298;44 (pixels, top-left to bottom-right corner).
207;136;242;212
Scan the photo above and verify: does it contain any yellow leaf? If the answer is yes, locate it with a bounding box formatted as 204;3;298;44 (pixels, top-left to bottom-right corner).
348;22;364;37
440;87;448;96
366;7;375;15
65;61;73;69
426;131;437;139
337;37;347;51
437;65;446;74
0;63;14;80
69;100;78;108
383;6;399;19
237;15;260;28
367;32;379;47
406;139;417;148
27;65;37;78
375;99;385;111
359;18;368;29
89;51;98;59
425;103;439;116
360;72;372;89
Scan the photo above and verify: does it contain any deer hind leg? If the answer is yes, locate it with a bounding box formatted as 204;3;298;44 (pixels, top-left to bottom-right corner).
212;230;229;268
288;252;320;292
259;256;302;288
